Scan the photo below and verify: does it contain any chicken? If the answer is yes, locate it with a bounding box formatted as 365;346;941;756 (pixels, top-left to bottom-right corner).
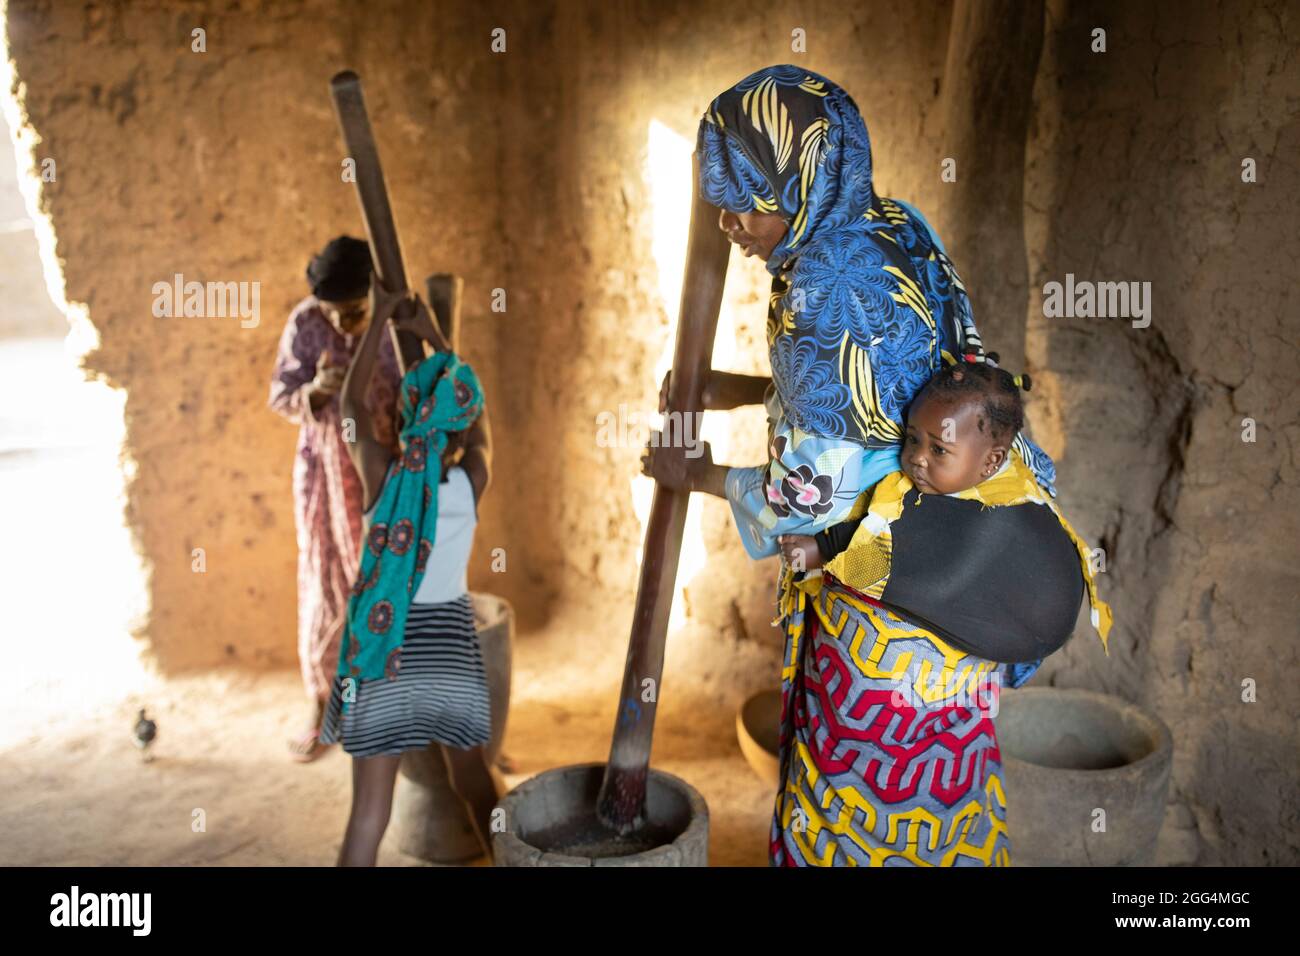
133;708;157;762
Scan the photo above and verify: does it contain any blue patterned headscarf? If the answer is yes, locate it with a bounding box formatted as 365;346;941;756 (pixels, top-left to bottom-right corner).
698;65;979;449
338;352;484;698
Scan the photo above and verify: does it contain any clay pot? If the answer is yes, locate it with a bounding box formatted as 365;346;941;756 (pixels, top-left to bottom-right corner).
493;763;709;866
390;592;514;863
736;689;781;787
996;687;1173;866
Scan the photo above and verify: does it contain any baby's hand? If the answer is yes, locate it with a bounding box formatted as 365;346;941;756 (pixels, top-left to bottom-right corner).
779;534;823;572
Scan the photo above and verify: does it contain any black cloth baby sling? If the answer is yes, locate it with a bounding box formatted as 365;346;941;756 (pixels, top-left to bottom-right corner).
806;454;1112;663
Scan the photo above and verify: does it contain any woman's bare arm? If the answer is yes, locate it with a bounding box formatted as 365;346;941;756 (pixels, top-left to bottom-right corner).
640;439;729;499
708;371;773;409
659;370;771;412
645;368;761;499
459;405;493;505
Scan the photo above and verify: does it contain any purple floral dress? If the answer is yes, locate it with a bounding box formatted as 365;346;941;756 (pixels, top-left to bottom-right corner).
269;296;400;704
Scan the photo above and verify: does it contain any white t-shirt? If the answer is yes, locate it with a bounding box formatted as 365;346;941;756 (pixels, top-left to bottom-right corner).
364;466;477;605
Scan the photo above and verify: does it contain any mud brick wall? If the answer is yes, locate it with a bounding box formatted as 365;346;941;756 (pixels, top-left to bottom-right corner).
4;0;1295;863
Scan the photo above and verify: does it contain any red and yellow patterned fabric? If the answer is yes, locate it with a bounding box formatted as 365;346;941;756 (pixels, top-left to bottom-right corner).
771;583;1010;866
770;452;1112;865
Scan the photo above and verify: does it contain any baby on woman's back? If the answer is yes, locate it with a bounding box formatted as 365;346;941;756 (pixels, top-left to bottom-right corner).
779;355;1111;668
780;358;1033;570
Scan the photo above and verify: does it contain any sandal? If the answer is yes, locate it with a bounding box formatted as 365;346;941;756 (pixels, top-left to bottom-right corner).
288;727;333;763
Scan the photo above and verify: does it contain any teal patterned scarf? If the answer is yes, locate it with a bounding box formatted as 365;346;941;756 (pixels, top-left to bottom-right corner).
338;351;484;699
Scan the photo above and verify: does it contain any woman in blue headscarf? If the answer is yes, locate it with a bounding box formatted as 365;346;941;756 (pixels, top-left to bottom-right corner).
645;66;1057;865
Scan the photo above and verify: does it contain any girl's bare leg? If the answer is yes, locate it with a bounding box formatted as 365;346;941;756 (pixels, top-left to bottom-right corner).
441;745;502;860
337;754;403;866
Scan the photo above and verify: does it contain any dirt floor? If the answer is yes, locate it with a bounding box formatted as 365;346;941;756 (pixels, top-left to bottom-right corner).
0;668;775;867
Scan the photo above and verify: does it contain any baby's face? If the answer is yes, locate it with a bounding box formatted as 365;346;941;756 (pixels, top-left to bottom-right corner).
902;394;1006;495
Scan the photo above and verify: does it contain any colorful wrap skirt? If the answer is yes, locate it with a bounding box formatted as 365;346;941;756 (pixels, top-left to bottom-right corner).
770;579;1011;867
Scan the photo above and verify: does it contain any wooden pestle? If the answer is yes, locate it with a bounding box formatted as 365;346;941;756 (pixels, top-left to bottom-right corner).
329;70;425;374
596;151;730;833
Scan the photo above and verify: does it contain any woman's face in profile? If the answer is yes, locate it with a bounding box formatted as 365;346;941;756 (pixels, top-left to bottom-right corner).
718;208;788;261
319;296;370;336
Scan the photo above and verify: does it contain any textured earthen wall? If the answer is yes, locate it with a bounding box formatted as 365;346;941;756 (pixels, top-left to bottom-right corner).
4;0;518;669
5;0;1295;863
1;0;950;685
1021;0;1299;865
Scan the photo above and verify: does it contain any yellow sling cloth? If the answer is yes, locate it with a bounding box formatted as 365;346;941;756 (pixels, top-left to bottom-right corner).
779;447;1112;654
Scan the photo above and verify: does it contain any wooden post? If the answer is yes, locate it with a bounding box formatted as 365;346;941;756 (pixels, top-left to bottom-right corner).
596;152;730;833
329;70;425;373
425;273;464;352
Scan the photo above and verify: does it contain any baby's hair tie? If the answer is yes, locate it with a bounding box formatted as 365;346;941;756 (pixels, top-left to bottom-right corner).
960;348;1001;368
1013;373;1033;392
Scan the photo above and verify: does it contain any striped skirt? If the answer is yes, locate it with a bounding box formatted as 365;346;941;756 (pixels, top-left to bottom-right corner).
319;594;492;757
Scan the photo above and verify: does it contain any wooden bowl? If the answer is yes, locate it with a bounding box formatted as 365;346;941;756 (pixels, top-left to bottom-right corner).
736;689;782;787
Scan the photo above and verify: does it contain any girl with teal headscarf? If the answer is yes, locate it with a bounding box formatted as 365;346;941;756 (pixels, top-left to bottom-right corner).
318;285;500;866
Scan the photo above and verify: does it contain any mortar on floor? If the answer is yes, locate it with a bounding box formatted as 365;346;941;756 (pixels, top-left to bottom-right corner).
493;762;709;866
